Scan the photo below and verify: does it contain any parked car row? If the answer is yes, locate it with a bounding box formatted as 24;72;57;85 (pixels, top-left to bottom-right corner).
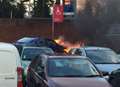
0;37;120;87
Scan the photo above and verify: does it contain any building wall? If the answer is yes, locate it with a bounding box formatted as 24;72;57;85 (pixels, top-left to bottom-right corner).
0;19;78;42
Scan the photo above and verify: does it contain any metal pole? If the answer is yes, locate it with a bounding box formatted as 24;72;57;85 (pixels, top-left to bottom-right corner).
10;10;13;19
52;18;54;39
52;5;55;39
29;0;31;15
52;0;61;39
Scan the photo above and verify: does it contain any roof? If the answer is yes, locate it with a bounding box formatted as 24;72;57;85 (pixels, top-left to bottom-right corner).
17;37;40;42
0;42;18;52
22;46;53;49
47;55;88;59
73;46;111;50
83;46;111;50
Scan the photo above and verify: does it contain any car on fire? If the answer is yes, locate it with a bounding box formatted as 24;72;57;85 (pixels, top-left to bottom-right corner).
27;54;112;87
14;37;65;53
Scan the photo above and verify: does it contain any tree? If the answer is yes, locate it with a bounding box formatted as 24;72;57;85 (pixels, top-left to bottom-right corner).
33;0;54;18
0;0;12;18
0;0;26;18
14;1;26;18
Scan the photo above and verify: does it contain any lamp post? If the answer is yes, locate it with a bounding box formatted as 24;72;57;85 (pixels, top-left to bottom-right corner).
52;0;64;39
10;10;13;19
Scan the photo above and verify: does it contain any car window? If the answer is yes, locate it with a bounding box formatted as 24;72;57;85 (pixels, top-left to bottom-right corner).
47;58;99;77
86;49;120;64
22;48;54;60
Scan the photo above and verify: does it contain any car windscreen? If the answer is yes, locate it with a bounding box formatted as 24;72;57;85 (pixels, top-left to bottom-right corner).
47;58;99;77
86;49;120;64
22;48;54;60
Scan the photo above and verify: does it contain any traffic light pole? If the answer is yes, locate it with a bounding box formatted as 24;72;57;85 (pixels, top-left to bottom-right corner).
52;13;55;39
52;0;64;39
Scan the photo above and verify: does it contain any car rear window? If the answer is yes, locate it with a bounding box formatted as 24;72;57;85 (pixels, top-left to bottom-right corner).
22;48;54;60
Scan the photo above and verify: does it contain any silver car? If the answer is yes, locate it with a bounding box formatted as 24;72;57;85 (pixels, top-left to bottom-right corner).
69;46;120;74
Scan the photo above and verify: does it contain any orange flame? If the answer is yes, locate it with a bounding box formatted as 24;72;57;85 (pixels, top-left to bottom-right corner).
54;37;84;53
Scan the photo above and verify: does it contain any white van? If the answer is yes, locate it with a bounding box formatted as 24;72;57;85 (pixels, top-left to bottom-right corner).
0;43;23;87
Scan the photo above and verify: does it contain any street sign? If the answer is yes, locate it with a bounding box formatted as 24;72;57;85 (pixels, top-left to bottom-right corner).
53;4;64;23
64;0;75;16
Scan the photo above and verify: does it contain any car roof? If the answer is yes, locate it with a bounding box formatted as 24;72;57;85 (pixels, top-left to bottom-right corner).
14;44;54;50
22;46;53;49
46;54;89;59
17;37;40;42
0;42;18;52
73;46;111;50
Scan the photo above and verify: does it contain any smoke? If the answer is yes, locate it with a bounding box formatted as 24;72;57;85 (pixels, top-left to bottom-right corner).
71;0;102;44
54;0;103;45
55;35;85;52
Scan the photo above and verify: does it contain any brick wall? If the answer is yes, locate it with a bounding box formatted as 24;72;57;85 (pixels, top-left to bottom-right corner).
0;19;78;42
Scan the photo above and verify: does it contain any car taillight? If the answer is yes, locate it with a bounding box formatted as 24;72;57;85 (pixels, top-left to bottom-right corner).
17;67;23;87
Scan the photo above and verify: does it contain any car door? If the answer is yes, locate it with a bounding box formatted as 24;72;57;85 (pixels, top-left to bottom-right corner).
0;51;17;87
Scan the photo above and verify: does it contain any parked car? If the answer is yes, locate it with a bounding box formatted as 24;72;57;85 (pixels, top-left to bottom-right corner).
69;46;120;74
0;42;23;87
27;55;111;87
14;37;65;53
21;46;54;71
109;68;120;87
15;46;54;86
117;54;120;61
